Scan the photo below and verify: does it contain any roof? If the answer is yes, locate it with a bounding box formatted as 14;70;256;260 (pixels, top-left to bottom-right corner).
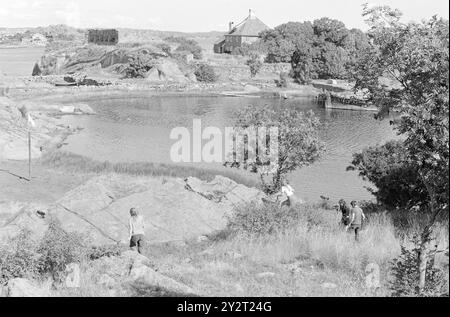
227;11;269;37
214;37;226;45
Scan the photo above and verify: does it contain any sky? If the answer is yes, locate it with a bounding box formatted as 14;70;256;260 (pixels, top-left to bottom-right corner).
0;0;448;31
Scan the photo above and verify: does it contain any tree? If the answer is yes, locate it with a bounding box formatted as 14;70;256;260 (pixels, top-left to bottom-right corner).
260;22;315;63
291;47;315;84
313;17;349;46
347;141;429;210
224;105;325;193
352;4;449;294
318;42;349;79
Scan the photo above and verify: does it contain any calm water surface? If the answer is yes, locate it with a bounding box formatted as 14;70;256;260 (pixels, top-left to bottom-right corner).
0;47;45;76
60;94;398;202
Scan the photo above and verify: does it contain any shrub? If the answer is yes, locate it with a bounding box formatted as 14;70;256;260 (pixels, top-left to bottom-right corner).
156;43;172;56
246;53;263;77
123;53;154;78
165;36;203;59
0;229;40;285
347;141;429;210
275;72;288;88
227;203;303;236
389;236;448;297
37;218;87;281
194;63;217;83
88;244;122;261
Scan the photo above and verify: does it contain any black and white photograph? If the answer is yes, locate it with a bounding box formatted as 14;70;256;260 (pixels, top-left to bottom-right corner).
0;0;448;301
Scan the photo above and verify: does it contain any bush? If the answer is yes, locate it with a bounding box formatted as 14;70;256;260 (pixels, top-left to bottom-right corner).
0;220;87;285
389;236;448;297
0;230;40;285
165;36;203;60
246;53;263;77
227;203;303;236
88;244;122;261
37;218;87;281
194;63;217;83
156;43;172;56
347;141;429;210
124;53;155;78
275;72;288;88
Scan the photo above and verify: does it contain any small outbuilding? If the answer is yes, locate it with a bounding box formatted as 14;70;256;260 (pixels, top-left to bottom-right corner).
87;29;119;45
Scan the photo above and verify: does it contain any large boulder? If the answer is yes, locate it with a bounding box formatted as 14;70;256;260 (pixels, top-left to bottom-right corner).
38;44;167;76
1;278;51;297
91;251;195;295
0;174;265;246
0;201;48;242
146;59;189;83
50;174;231;245
185;175;266;209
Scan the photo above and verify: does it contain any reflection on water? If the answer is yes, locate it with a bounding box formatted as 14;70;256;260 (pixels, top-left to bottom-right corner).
60;95;398;202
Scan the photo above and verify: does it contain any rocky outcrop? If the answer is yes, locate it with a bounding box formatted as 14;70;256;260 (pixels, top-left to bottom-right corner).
0;201;48;242
0;174;266;246
0;96;92;160
37;44;194;84
91;251;195;296
0;251;195;297
1;278;51;297
146;59;189;83
185;175;266;209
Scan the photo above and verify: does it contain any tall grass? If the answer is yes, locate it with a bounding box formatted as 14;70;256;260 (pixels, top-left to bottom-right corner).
208;203;449;295
40;150;259;188
219;207;401;272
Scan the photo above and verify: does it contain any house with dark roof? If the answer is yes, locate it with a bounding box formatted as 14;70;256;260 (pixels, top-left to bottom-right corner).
214;10;269;54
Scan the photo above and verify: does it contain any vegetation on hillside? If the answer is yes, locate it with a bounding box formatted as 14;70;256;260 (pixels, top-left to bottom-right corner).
246;53;263;78
194;63;217;82
165;36;203;60
349;4;449;294
259;18;370;82
123;52;155;78
40;151;258;188
224;105;325;193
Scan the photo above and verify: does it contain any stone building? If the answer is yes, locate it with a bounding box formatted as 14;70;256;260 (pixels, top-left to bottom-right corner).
87;29;119;45
214;10;269;54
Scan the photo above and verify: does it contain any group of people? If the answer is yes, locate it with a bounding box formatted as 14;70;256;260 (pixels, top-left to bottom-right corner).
337;199;366;241
279;178;367;242
127;182;367;255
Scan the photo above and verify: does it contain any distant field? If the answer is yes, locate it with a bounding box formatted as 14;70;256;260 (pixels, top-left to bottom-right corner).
0;46;45;76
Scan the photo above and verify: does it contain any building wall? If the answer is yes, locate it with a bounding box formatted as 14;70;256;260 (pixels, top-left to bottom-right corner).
87;29;119;45
224;35;242;53
241;36;259;44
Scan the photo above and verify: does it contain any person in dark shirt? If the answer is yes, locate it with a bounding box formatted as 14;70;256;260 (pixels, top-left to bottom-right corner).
338;199;351;227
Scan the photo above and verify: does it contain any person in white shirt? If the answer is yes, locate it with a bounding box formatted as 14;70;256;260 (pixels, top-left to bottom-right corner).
281;179;296;207
129;207;146;254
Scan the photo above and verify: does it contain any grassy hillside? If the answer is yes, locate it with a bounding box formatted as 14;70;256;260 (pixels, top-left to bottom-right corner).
55;204;449;297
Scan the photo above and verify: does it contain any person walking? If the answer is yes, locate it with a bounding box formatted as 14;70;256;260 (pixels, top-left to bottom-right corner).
129;207;146;254
338;199;351;228
346;201;366;242
281;179;296;207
